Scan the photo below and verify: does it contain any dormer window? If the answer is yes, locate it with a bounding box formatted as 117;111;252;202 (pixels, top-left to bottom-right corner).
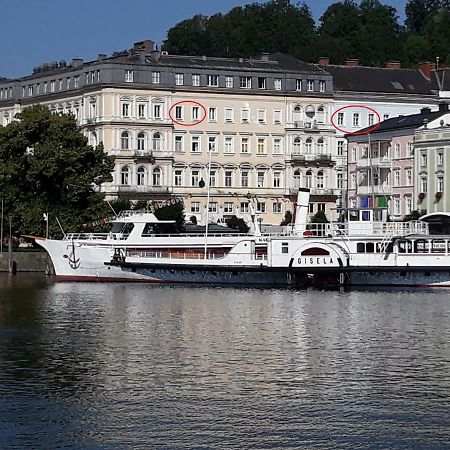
125;70;134;82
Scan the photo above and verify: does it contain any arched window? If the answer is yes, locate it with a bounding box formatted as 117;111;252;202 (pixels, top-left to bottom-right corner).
152;132;162;151
137;132;146;151
293;137;301;155
317;170;324;189
152;167;161;186
137;166;146;186
294;169;301;188
121;131;130;150
317;106;326;124
305;138;313;154
305;170;313;188
317;138;325;154
121;166;130;185
293;105;302;123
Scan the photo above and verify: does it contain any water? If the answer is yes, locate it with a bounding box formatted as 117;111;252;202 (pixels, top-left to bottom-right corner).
1;274;450;449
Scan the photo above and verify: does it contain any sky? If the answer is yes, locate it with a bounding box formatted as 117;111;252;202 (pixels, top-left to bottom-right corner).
0;0;408;79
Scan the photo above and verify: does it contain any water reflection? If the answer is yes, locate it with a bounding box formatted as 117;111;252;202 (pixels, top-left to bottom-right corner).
1;274;450;449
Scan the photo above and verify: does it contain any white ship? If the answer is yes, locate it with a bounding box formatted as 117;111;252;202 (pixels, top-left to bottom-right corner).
37;189;450;288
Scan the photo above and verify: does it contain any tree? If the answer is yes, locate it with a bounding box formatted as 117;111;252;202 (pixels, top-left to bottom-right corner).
280;210;293;226
405;0;449;34
423;8;450;64
310;211;329;224
226;215;249;233
153;202;185;231
403;210;421;221
0;105;114;237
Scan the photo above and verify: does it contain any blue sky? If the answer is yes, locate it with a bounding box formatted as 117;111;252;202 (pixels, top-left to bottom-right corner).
1;0;407;78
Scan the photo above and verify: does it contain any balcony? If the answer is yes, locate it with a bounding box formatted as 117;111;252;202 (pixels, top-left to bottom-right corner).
357;157;391;169
290;153;335;166
133;150;155;162
357;185;391;195
110;185;172;194
286;120;324;131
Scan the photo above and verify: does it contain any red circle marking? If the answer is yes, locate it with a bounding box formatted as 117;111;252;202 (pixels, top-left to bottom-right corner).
331;104;381;135
169;100;207;127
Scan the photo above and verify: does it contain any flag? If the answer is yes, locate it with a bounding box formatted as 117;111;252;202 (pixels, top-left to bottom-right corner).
43;213;48;222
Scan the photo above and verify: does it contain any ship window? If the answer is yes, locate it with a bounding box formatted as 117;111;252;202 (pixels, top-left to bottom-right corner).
349;211;359;221
282;243;289;254
357;242;365;253
361;210;370;221
366;242;374;253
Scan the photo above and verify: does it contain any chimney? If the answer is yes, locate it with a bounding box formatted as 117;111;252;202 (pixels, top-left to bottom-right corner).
97;53;107;62
421;107;432;114
385;60;401;69
260;52;270;62
419;61;435;80
133;40;155;53
345;58;359;67
71;58;83;67
318;57;329;66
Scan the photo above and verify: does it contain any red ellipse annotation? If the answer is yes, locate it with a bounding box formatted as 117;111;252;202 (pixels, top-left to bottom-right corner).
331;105;381;135
169;100;207;127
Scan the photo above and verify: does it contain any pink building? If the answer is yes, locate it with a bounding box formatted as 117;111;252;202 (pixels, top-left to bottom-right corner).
346;108;444;219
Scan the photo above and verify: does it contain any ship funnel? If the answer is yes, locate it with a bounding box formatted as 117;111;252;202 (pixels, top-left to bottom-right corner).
293;188;310;235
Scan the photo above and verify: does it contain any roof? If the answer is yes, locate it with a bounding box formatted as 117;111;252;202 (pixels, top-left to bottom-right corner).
431;69;450;91
322;64;433;95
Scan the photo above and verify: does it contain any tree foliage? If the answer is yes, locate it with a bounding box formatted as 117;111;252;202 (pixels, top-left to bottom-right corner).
310;211;329;224
226;215;250;233
0;105;114;237
163;0;450;68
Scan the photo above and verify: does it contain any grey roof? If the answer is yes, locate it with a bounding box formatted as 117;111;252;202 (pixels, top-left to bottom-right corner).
431;69;450;91
322;64;433;95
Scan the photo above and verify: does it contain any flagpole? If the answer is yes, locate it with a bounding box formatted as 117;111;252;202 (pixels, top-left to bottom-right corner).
204;148;212;259
46;211;49;239
1;198;3;253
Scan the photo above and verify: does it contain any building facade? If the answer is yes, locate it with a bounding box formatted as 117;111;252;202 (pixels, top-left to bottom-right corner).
0;40;339;225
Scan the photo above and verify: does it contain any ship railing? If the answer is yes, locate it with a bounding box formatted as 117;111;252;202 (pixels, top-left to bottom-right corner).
65;233;130;241
126;250;229;260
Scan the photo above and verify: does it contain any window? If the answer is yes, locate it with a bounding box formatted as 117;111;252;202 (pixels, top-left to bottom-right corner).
293;137;302;155
337;140;344;156
207;75;219;87
309;204;314;214
175;73;184;86
408;141;413;156
274;110;282;124
137;167;146;186
274;78;282;90
240;77;252;89
318;203;326;212
224;137;233;154
437;151;444;166
191;170;200;186
405;196;412;214
437;176;444;192
208;202;218;213
305;138;313;154
257;109;266;123
138;103;147;119
121;131;130;150
295;79;302;91
74;77;79;88
122;102;130;118
337;173;343;189
421;152;427;166
273;202;282;213
152;72;160;84
28;86;33;96
125;70;134;82
420;177;427;193
241;171;249;187
351;173;357;189
317;138;325;153
319;80;326;92
153;104;162;119
257;171;265;188
175;105;183;121
383;114;390;120
257;138;266;154
257;202;266;213
241;137;249;153
208;107;217;122
191;202;200;213
273;138;282;155
152;168;161;186
225;170;233;187
273;171;281;188
337;112;344;126
406;168;412;185
307;80;314;91
241;108;250;123
394;169;400;186
394;197;400;215
368;114;374;126
258;77;266;89
394;143;400;158
121;166;130;185
209;171;216;187
224;202;234;213
225;76;233;88
192;106;199;121
137;132;146;150
59;79;64;90
51;80;55;92
240;202;249;213
174;135;184;152
192;74;200;86
208;136;217;152
191;136;200;153
353;113;360;127
225;108;234;123
352;147;357;162
152;132;162;151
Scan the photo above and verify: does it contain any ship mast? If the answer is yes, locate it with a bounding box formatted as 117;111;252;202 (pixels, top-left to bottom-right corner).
204;147;213;259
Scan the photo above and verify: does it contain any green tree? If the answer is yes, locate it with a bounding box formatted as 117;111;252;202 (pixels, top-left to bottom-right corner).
0;105;114;237
280;210;293;226
403;210;421;221
423;8;450;64
226;215;249;233
310;211;329;224
405;0;449;34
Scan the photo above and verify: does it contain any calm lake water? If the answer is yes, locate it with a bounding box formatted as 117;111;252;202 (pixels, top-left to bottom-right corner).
0;274;450;449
